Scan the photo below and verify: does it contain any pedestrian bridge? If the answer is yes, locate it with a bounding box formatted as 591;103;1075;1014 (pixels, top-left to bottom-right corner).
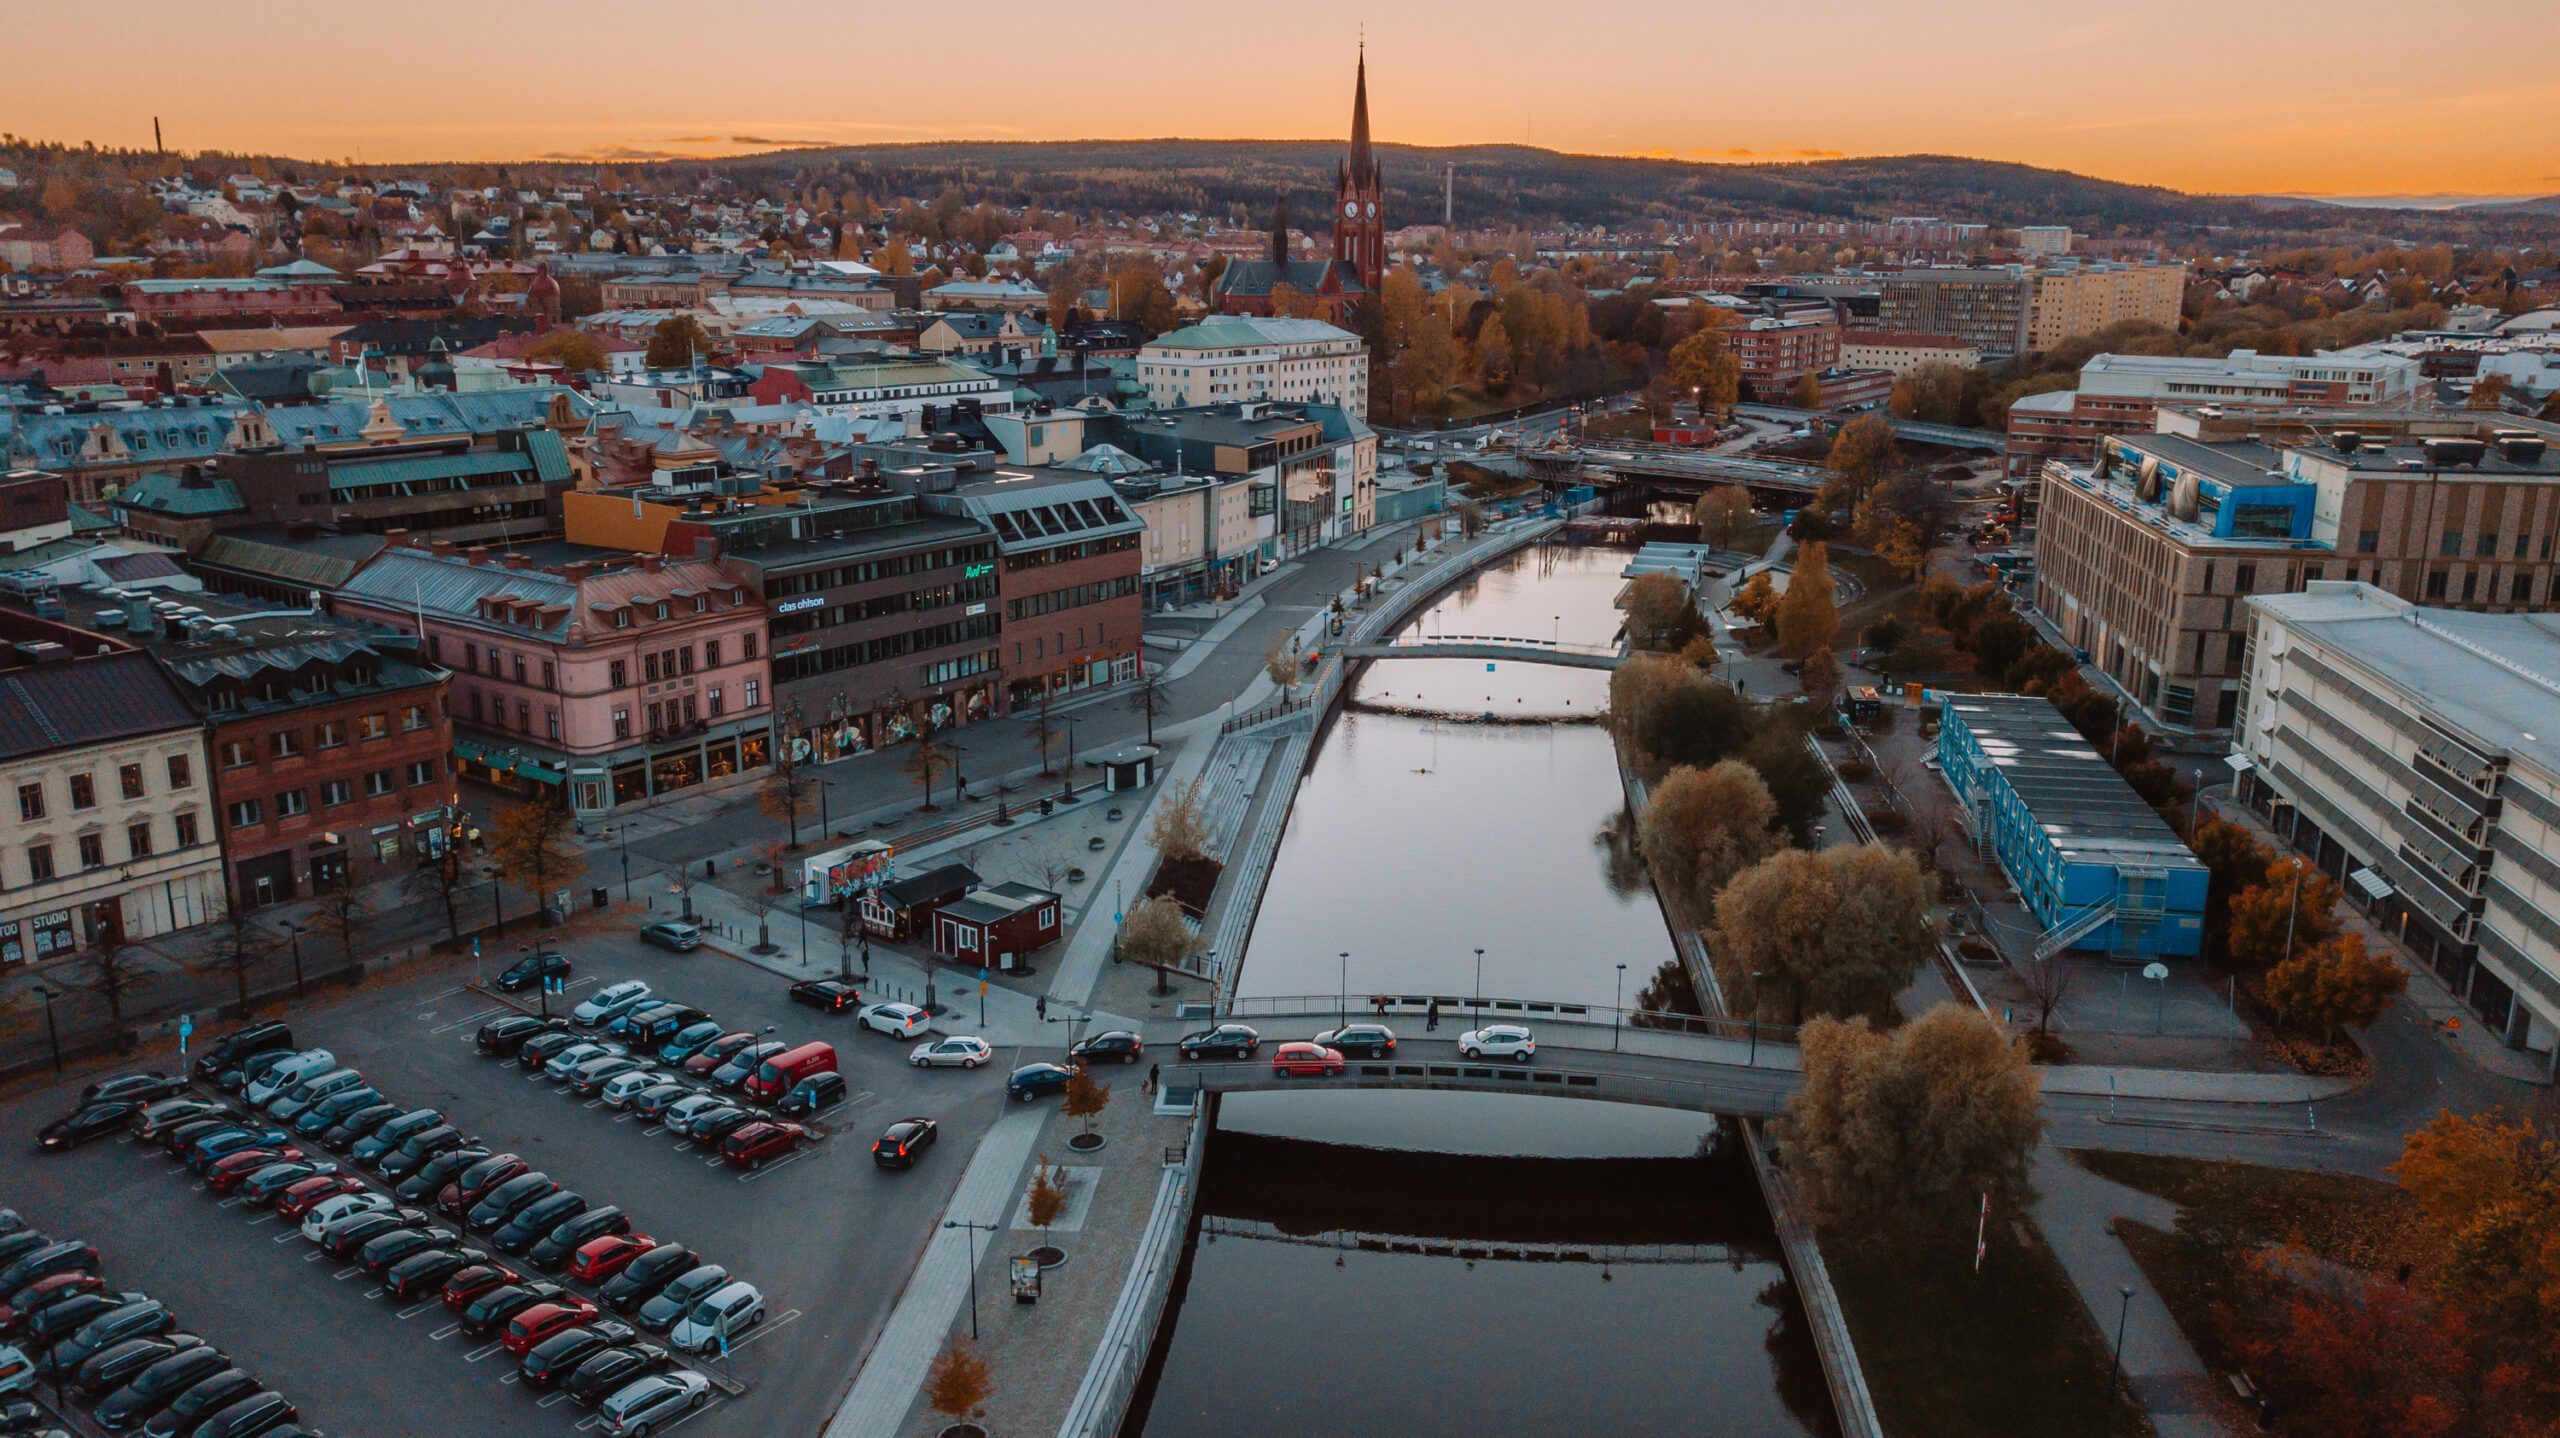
1337;636;1628;671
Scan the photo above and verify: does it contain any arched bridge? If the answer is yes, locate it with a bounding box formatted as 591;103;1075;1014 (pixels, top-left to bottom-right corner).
1337;636;1629;671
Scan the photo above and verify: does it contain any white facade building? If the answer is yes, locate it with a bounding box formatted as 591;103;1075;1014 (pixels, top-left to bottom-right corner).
1137;317;1371;416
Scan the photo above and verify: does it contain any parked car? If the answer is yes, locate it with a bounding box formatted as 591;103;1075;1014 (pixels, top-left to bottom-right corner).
131;1099;233;1142
1459;1024;1535;1061
500;1298;600;1357
46;1298;172;1375
21;1293;136;1356
517;1319;638;1390
668;1281;763;1355
683;1106;757;1144
1176;1023;1262;1060
653;1022;727;1067
265;1068;366;1122
1;1274;106;1338
599;1070;668;1109
600;1369;711;1434
81;1072;188;1106
870;1117;939;1170
527;1207;629;1273
438;1262;525;1313
316;1103;402;1151
1312;1024;1396;1059
94;1345;228;1430
637;920;702;952
358;1226;458;1278
394;1147;491;1205
572;981;654;1029
564;1342;676;1408
539;1039;618;1079
659;1094;728;1134
238;1160;336;1206
597;1243;695;1314
906;1036;990;1070
720;1122;806;1169
605;1001;684;1039
439;1153;529;1216
383;1246;491;1302
319;1210;433;1261
711;1040;791;1094
774;1072;847;1119
626;1007;711;1049
787;979;860;1013
205;1147;300;1194
155;1118;233;1156
71;1330;198;1397
137;1368;259;1438
459;1282;568;1339
857;1002;930;1039
349;1108;442;1165
492;1192;589;1255
0;1244;98;1300
291;1086;386;1137
191;1021;292;1081
467;1173;561;1232
569;1055;650;1097
1271;1042;1347;1078
191;1390;296;1438
378;1124;468;1181
214;1049;295;1098
241;1050;335;1107
517;1031;583;1072
628;1083;697;1122
38;1101;141;1152
494;951;571;993
299;1193;395;1241
634;1265;728;1333
1069;1030;1144;1066
569;1235;656;1286
1006;1063;1076;1103
273;1174;365;1221
475;1016;564;1057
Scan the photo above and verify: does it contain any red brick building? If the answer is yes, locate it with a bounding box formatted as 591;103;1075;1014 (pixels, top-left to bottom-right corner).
1733;314;1842;399
907;467;1145;710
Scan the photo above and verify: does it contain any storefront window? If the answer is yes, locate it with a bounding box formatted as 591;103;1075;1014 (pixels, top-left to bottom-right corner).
741;733;771;770
705;739;740;780
652;751;701;793
612;761;648;806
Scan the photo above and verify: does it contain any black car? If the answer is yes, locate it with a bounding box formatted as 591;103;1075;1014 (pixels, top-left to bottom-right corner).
192;1390;296;1438
213;1049;294;1096
633;1265;726;1333
494;951;570;993
1070;1030;1145;1065
1176;1023;1261;1060
95;1345;228;1430
458;1281;566;1338
491;1191;588;1255
1313;1023;1397;1059
774;1072;848;1119
317;1103;402;1152
382;1246;488;1301
526;1206;627;1273
516;1030;583;1071
39;1100;141;1151
50;1299;173;1375
475;1015;565;1057
395;1147;490;1205
71;1331;201;1397
23;1292;137;1355
564;1342;676;1407
290;1087;385;1137
465;1172;557;1231
871;1117;938;1170
0;1242;99;1298
139;1369;259;1438
318;1210;430;1260
518;1319;637;1389
348;1108;441;1166
157;1117;233;1155
81;1072;189;1105
597;1244;695;1314
358;1225;456;1277
688;1106;757;1143
707;1042;786;1093
238;1161;333;1206
1006;1063;1076;1103
0;1229;51;1273
377;1125;467;1180
192;1021;292;1081
788;979;861;1013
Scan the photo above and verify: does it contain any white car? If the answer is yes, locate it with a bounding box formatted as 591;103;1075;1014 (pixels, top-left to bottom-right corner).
244;1048;336;1106
668;1280;765;1355
858;1002;930;1040
601;1369;711;1435
599;1068;667;1108
662;1093;728;1132
545;1041;624;1080
908;1036;992;1070
300;1190;394;1240
573;980;654;1029
1458;1024;1536;1062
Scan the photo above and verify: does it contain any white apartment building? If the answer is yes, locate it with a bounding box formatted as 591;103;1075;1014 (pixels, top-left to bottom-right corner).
2017;226;2075;257
2079;349;2424;410
2235;582;2560;1078
1136;317;1371;417
2;651;225;967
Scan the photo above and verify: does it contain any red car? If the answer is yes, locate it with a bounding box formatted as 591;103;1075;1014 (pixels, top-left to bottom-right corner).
441;1260;525;1312
438;1153;528;1216
275;1173;366;1219
205;1147;296;1193
681;1032;757;1077
501;1297;599;1356
1270;1042;1346;1078
569;1233;657;1284
720;1121;808;1169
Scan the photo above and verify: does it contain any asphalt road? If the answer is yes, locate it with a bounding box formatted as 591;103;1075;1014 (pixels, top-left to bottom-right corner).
1;929;1077;1438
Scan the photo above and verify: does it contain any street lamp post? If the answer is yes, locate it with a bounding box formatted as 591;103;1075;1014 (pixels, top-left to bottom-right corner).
612;824;632;901
1059;718;1081;803
1749;970;1765;1066
1339;951;1350;1028
1473;947;1485;1026
818;780;832;840
1614;964;1626;1052
943;1218;999;1340
2109;1285;2134;1385
284;920;307;999
36;985;60;1072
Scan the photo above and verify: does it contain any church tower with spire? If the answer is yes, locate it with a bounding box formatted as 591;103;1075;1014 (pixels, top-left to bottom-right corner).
1331;46;1385;295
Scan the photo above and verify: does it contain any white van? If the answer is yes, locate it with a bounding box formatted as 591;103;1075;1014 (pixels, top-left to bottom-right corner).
244;1048;336;1106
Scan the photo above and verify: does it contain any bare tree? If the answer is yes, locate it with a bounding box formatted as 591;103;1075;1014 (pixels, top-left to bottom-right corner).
1908;796;1960;875
63;923;150;1048
1127;665;1171;746
903;726;951;812
2019;952;2075;1038
1028;688;1061;775
760;711;818;851
194;899;274;1013
406;842;466;940
304;875;371;984
489;799;587;927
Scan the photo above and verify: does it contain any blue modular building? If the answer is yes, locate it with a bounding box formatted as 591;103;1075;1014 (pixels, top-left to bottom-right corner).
1937;693;2208;959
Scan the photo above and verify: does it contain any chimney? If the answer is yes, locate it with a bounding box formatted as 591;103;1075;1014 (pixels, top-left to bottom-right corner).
465;546;492;566
122;594;160;638
429;539;458;557
384;527;412;548
638;555;663;574
501;552;533;570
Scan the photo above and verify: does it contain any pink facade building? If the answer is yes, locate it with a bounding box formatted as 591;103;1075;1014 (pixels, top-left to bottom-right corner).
330;540;772;818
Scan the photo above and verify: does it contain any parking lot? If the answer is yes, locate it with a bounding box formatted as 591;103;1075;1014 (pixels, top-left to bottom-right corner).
2;931;1031;1437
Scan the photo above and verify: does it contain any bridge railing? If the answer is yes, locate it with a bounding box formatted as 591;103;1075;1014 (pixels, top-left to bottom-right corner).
1376;633;1622;657
1214;991;1797;1046
1170;1056;1797;1115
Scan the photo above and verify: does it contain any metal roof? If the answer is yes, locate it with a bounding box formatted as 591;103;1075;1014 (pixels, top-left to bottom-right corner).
0;651;202;761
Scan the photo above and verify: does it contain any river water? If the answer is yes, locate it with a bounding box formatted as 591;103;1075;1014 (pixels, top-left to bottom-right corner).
1125;544;1838;1438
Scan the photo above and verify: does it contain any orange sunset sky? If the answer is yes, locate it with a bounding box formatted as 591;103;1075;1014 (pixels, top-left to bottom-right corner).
7;0;2555;199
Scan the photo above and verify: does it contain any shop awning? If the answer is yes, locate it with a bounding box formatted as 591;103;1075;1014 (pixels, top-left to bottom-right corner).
453;735;565;785
2222;753;2255;774
2348;867;2393;901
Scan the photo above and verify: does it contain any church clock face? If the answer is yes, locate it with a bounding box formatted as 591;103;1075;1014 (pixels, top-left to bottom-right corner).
1343;201;1359;218
1364;203;1376;217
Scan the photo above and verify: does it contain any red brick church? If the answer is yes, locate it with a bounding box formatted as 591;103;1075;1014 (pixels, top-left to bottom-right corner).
1214;49;1384;321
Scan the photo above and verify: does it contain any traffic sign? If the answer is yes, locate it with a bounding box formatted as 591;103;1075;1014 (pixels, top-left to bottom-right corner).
177;1014;194;1056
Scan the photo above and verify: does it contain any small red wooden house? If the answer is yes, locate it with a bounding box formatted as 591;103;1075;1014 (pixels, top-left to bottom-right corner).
930;881;1062;970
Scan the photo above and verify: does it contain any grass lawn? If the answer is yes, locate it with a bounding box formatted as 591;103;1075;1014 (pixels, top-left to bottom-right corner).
1827;1220;2153;1438
2070;1152;2430;1377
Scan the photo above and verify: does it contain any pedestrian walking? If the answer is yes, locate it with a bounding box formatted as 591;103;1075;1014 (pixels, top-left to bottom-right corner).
1036;993;1048;1021
1426;998;1440;1032
1145;1062;1158;1095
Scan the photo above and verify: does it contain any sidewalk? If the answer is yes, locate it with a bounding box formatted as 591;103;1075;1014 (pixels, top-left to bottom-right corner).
2032;1147;2227;1438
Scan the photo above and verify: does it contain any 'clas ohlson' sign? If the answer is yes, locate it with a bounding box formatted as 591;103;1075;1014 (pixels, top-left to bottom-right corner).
775;596;825;615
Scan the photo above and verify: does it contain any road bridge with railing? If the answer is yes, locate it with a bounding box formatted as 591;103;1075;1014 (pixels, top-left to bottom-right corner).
1336;635;1629;671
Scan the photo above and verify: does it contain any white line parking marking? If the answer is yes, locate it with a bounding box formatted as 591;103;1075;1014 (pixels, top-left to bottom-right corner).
400;1301;435;1318
537;1391;569;1408
465;1340;503;1362
333;1265;362;1280
500;1372;520;1385
247;1213;276;1225
303;1251;324;1263
366;1286;386;1298
272;1231;299;1244
726;1307;801;1353
430;1323;461;1340
738;1148;814;1184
